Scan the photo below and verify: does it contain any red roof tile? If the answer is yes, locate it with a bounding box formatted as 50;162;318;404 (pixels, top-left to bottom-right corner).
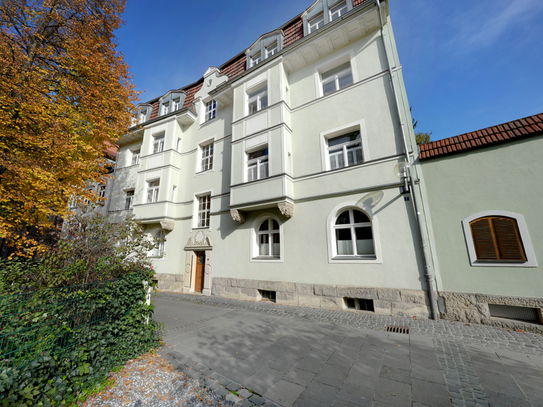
419;112;543;160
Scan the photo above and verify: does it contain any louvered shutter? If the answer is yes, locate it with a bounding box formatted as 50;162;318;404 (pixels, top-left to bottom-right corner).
492;218;526;261
470;218;498;260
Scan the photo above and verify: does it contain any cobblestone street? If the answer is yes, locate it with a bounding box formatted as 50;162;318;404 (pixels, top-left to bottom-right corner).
154;293;543;407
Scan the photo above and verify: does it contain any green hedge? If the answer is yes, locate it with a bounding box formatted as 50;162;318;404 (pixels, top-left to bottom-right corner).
0;268;161;406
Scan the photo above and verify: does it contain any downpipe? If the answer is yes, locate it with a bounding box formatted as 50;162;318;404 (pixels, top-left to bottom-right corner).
375;0;439;320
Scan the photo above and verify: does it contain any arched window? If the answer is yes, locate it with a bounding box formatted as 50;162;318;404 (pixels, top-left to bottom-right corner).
462;211;537;267
258;218;280;257
251;214;283;261
150;229;166;258
334;208;373;256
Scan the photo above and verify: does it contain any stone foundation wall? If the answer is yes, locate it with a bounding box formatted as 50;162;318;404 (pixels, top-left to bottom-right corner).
439;292;543;333
155;273;184;292
211;278;431;318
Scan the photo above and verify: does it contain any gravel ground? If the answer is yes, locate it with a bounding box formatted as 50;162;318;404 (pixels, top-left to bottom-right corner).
79;351;236;407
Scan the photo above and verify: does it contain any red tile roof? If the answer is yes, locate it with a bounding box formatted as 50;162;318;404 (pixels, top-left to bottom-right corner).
142;0;375;110
419;112;543;160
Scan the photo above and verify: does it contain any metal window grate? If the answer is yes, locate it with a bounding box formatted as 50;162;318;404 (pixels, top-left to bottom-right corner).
385;325;410;334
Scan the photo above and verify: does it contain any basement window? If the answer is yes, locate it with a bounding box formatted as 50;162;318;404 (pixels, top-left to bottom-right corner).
488;304;542;324
344;298;374;312
259;290;276;303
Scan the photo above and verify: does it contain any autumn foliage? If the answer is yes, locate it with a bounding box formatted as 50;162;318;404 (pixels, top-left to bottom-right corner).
0;0;137;255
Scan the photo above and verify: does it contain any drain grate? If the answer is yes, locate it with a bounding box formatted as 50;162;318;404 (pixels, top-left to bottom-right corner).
385;325;410;334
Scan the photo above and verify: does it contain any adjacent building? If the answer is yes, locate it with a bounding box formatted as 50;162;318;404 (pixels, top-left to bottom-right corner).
419;112;543;328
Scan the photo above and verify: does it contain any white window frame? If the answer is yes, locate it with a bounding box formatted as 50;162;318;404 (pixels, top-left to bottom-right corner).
326;202;382;264
200;142;214;172
329;0;348;21
462;211;537;267
321;62;353;96
205;100;217;121
327;131;363;170
308;13;324;33
125;189;135;210
246;146;269;182
314;51;358;98
195;193;211;229
250;52;262;67
146;180;160;203
97;184;106;199
130;148;140;166
152;134;165;154
251;213;284;262
172;97;181;111
247;84;268;115
266;41;278;58
149;228;166;258
320;120;369;171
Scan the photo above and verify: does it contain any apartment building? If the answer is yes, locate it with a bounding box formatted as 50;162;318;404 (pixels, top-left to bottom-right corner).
107;0;437;318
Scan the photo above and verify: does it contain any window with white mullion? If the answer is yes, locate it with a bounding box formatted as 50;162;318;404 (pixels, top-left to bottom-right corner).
161;102;170;115
308;13;324;33
153;134;165;154
322;66;353;96
251;52;262;67
125;190;134;210
266;42;278;58
131;149;140;166
248;86;268;115
201;143;214;171
172;98;181;111
334;209;373;256
327;131;363;170
330;1;348;21
247;147;268;181
258;219;280;257
146;180;160;203
205;100;217;121
197;194;211;228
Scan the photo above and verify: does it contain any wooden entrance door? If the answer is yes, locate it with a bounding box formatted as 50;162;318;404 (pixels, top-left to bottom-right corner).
195;251;205;293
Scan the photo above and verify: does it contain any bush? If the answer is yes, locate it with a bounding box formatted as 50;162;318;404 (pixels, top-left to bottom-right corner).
0;269;161;406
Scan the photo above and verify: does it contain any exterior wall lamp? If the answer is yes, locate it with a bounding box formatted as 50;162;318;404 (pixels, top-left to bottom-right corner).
394;161;411;195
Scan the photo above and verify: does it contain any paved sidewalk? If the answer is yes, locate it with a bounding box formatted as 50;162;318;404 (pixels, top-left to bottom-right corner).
154;293;543;407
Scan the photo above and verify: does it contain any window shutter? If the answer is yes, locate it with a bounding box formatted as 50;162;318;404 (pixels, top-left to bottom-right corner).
492;218;526;261
470;218;498;260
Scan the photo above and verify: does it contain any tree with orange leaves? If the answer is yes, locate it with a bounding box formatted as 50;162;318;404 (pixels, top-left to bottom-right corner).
0;0;137;255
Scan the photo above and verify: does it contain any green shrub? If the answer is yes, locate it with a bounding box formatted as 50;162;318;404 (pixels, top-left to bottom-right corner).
0;269;161;406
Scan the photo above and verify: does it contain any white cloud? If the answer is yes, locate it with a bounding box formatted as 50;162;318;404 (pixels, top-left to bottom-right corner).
449;0;543;53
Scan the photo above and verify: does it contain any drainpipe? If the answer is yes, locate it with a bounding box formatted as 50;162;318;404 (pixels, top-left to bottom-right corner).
375;0;439;320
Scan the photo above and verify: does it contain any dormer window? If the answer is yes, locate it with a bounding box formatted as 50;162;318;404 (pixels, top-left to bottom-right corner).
329;1;347;21
308;14;324;33
266;42;278;58
245;30;284;70
304;0;353;35
132;104;152;126
161;102;170;116
159;90;186;117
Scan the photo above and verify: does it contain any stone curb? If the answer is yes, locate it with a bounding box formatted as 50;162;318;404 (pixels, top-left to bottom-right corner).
161;348;281;407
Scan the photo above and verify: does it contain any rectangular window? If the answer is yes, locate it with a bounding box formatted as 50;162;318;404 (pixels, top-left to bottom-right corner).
250;52;262;67
131;149;140;166
308;13;324;33
330;1;348;21
247;147;269;182
248;85;268;115
98;184;106;199
327;131;363;170
321;62;353;96
205;100;217;121
197;194;211;228
138;112;146;124
161;102;169;115
125;190;134;209
146;180;160;203
201;143;214;171
153;134;164;154
266;41;278;58
173;98;181;111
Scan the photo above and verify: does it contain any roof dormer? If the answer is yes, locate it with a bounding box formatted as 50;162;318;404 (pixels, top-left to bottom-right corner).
302;0;353;36
245;29;284;70
131;103;153;126
158;89;186;117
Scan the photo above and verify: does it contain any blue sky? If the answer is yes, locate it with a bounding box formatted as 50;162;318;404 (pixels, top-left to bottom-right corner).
116;0;543;141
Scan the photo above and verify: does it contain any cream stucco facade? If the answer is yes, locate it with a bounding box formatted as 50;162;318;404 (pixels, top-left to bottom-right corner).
108;0;438;318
